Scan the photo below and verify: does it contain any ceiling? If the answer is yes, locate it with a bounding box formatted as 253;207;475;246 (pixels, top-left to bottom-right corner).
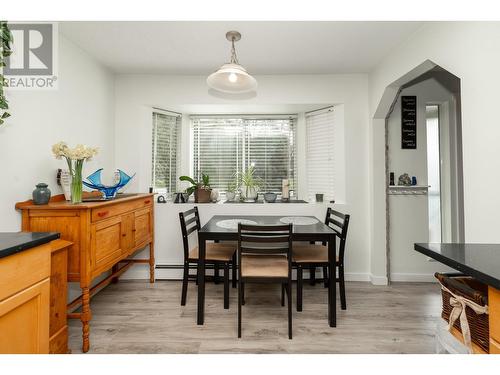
60;21;424;75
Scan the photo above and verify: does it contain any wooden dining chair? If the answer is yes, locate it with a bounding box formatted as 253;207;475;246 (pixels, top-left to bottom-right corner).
237;223;293;339
292;208;350;311
179;207;237;309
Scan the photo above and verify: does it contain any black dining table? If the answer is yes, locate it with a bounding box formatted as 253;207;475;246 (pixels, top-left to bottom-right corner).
196;215;337;327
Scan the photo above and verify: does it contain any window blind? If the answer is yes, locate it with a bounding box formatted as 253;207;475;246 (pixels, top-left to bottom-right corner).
306;107;336;202
152;111;180;193
192;116;297;192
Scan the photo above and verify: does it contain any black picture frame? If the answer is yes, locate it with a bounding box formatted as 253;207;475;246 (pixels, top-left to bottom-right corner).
401;96;417;149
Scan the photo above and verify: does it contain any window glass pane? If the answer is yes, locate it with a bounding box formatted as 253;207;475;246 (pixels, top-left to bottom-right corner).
191;116;297;193
193;118;243;191
152;112;180;193
306;108;336;202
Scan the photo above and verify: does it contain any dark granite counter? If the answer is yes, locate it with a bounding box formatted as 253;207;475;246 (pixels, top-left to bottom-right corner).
414;243;500;290
0;232;60;259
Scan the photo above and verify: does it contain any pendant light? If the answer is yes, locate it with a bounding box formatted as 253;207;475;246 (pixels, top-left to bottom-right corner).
207;31;257;94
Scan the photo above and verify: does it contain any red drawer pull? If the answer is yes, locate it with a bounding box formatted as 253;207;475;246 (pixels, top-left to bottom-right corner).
97;211;109;217
144;200;151;204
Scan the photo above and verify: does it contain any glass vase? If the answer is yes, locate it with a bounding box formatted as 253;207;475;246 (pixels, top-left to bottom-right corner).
70;160;84;204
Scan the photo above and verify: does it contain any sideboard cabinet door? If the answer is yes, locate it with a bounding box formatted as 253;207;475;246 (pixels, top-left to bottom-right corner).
0;278;50;354
91;216;127;276
134;207;152;248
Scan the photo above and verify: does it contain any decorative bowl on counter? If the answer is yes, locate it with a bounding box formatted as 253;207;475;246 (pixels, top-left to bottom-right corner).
264;192;277;203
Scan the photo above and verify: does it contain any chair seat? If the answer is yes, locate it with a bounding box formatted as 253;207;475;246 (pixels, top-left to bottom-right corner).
241;254;288;278
188;242;236;262
292;244;339;264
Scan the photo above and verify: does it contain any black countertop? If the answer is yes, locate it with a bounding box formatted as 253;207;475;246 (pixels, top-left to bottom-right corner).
0;232;60;259
414;243;500;290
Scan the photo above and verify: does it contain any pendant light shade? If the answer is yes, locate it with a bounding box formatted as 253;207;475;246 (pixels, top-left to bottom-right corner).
207;31;257;94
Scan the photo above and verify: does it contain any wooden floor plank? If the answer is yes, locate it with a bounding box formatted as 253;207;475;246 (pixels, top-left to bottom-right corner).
68;280;441;354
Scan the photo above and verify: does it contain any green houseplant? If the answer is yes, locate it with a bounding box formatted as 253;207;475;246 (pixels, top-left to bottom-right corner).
179;173;212;203
226;176;238;202
237;166;263;202
0;21;13;125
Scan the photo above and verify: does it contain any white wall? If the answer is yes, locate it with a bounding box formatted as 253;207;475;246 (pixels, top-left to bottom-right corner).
369;22;500;281
387;79;455;281
0;33;115;231
114;74;372;280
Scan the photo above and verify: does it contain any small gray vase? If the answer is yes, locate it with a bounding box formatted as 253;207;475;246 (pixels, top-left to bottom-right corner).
33;183;51;205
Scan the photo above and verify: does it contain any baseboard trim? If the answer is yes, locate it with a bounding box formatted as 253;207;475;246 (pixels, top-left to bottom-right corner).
390;273;438;282
370;274;389;285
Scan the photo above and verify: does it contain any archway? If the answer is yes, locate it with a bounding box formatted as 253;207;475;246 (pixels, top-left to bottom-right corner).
371;60;464;283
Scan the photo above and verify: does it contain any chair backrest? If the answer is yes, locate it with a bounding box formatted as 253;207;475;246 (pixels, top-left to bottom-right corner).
325;208;350;264
237;223;293;277
179;207;201;260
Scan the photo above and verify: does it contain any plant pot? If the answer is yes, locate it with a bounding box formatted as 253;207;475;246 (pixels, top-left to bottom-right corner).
241;186;258;201
264;192;277;203
226;191;236;202
195;188;212;203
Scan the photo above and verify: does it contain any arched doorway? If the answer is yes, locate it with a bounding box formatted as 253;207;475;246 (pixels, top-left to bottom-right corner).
372;60;464;283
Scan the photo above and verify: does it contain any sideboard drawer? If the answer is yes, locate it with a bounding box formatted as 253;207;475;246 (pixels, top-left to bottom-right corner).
91;197;153;222
0;243;51;301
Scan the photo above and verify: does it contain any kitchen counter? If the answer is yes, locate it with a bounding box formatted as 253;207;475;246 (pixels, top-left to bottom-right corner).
415;242;500;354
0;232;60;259
414;243;500;289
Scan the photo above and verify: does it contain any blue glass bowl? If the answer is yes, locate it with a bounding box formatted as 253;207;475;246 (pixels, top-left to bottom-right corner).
82;169;135;199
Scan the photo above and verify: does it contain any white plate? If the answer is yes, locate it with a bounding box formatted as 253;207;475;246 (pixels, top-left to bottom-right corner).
216;219;258;230
279;216;319;225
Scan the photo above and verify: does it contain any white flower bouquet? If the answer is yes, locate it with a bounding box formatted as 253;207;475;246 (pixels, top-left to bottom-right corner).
52;142;99;204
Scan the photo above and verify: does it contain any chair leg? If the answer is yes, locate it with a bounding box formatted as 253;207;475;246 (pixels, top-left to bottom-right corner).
297;266;303;312
224;263;230;309
181;262;189;306
309;266;316;286
241;282;245;305
287;282;292;339
232;254;237;289
323;266;329;288
281;283;285;306
238;280;242;338
339;265;347;310
214;264;220;284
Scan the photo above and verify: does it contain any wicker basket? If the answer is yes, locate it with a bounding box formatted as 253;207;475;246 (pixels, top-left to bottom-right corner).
435;273;489;353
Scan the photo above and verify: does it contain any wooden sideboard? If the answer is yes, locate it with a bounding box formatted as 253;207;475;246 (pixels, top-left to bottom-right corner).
16;193;155;353
0;242;51;353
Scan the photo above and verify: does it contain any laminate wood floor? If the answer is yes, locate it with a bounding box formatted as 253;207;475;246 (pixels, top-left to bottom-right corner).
68;280;442;354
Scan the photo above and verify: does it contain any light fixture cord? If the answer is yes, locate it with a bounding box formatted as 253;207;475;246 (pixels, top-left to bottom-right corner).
230;38;239;65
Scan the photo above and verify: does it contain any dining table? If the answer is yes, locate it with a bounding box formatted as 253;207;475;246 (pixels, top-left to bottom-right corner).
196;215;338;327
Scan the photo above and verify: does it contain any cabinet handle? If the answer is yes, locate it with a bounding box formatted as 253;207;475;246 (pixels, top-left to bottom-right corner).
122;233;126;237
144;200;151;204
132;229;137;232
97;211;109;217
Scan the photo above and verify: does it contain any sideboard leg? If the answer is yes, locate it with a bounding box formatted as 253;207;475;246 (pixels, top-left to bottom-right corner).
149;242;155;283
111;264;119;283
81;286;91;353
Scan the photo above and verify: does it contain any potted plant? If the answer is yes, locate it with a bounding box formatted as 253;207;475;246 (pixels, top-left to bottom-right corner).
179;173;212;203
1;21;13;125
237;166;263;202
226;177;238;202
